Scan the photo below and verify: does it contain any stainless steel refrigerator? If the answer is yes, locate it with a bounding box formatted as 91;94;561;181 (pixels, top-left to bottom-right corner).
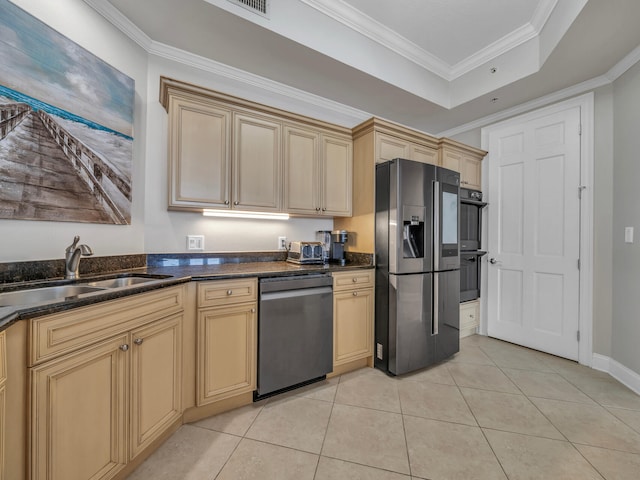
375;158;460;375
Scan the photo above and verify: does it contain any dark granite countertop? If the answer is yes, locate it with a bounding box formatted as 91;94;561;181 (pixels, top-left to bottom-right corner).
0;257;373;331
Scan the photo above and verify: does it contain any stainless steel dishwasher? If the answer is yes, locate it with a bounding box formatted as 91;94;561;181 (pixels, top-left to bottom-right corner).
256;273;333;399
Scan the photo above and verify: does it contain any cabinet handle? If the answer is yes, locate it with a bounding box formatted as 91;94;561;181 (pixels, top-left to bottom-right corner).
352;278;358;283
315;207;320;212
251;308;256;313
353;291;358;296
227;290;233;295
234;201;239;205
134;338;143;345
224;200;229;205
120;344;129;351
322;207;326;212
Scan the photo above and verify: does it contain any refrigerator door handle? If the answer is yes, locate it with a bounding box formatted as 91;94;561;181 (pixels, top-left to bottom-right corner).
433;273;439;336
433;180;441;272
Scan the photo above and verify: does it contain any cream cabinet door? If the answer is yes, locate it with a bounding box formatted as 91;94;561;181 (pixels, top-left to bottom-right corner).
30;335;128;480
129;315;182;459
197;303;257;405
168;97;231;209
460;300;480;338
441;149;482;189
321;134;352;216
460;156;482;190
333;288;374;366
376;132;409;163
410;144;438;165
283;125;320;214
233;113;282;211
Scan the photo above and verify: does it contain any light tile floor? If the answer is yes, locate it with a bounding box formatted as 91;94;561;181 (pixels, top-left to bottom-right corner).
127;335;640;479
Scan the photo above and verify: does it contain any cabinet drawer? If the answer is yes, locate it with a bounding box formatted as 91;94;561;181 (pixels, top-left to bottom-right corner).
197;278;257;308
28;286;184;367
332;270;374;291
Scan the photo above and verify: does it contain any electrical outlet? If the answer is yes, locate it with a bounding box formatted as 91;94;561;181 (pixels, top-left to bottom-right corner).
187;235;205;250
278;236;287;250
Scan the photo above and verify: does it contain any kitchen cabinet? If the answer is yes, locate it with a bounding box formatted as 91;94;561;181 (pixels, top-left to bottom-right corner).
335;116;486;253
438;138;486;190
166;94;231;210
332;270;374;370
28;286;184;480
234;112;282;211
0;331;5;480
196;278;257;405
460;300;480;338
335;117;439;253
285;126;352;216
160;77;352;216
376;131;438;165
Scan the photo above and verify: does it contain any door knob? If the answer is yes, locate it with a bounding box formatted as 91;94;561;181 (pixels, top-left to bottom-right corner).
489;258;498;264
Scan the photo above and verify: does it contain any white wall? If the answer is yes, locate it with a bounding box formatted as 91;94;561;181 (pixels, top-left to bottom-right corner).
612;60;640;374
0;0;148;262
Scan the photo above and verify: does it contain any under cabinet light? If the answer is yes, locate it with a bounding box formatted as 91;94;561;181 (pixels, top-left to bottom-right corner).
202;209;290;220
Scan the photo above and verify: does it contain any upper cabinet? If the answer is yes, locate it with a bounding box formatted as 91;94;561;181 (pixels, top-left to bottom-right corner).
283;127;352;216
234;112;282;211
160;77;352;217
438;138;487;190
375;129;439;165
167;95;231;210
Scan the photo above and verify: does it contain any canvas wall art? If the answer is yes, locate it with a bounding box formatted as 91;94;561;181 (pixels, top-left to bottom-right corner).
0;0;134;224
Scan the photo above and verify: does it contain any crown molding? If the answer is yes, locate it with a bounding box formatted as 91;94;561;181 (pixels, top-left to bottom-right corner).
439;41;640;138
300;0;562;82
82;0;152;50
299;0;451;79
82;0;369;126
438;75;609;138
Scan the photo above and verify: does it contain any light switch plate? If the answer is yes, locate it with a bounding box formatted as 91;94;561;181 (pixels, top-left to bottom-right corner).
625;227;634;244
187;235;205;250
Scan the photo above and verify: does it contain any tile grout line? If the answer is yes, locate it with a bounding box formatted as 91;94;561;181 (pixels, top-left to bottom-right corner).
311;374;340;480
448;361;512;480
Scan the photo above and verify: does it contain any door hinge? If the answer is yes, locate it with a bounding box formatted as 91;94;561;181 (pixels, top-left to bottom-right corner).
577;330;580;342
578;123;582;135
577;258;580;270
578;185;586;199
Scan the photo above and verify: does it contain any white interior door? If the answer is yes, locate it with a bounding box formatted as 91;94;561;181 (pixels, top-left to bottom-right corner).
485;106;581;360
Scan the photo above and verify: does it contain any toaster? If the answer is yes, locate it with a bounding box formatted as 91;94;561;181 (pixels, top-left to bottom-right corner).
286;241;324;264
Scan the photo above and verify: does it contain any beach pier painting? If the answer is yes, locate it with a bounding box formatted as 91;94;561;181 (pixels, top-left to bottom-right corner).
0;0;134;224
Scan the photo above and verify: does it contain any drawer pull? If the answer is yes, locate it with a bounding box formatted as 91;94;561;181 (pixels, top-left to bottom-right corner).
352;278;358;283
120;344;129;352
227;290;233;295
251;308;256;313
134;338;144;345
353;291;358;296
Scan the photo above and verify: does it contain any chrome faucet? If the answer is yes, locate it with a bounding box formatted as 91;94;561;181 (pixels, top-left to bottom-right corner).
65;236;93;280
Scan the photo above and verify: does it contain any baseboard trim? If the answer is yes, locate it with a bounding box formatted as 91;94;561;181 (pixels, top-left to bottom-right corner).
592;353;640;396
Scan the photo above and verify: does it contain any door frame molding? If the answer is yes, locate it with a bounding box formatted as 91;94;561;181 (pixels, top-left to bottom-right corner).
480;92;594;366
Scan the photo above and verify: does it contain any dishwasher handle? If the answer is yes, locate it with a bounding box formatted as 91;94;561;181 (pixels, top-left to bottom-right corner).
260;286;332;301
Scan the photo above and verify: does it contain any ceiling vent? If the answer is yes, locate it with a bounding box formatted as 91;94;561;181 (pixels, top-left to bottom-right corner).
227;0;269;18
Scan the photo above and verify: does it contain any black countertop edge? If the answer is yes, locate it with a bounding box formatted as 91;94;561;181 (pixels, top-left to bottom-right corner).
0;261;373;331
0;276;191;332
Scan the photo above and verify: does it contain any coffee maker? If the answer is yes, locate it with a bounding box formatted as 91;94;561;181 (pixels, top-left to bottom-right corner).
330;230;348;265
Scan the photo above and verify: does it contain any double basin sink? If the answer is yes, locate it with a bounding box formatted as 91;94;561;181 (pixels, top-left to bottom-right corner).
0;275;171;308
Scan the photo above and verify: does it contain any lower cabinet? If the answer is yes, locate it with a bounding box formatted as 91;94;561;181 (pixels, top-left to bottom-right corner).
28;287;184;480
332;270;374;368
0;330;6;480
196;278;257;406
460;300;480;338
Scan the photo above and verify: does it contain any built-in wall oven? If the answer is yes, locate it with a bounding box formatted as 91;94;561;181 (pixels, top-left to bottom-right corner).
460;188;487;302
